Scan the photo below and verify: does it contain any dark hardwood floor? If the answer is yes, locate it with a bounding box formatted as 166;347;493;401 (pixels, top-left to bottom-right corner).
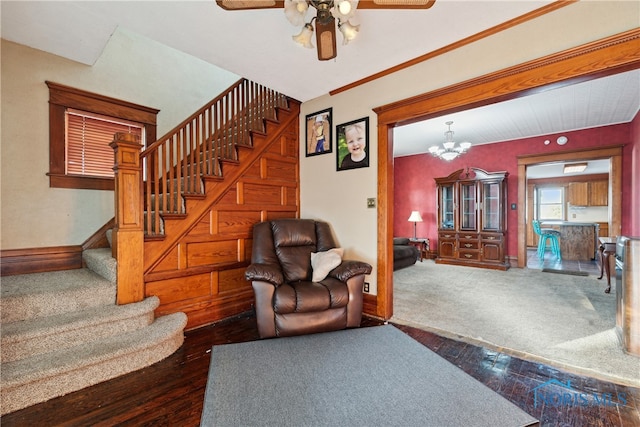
2;314;638;426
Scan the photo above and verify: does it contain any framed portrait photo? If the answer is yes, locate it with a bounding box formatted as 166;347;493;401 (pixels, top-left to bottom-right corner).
305;108;332;157
336;117;369;171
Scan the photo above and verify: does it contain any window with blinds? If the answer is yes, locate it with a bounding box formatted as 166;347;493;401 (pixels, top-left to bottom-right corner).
65;109;145;178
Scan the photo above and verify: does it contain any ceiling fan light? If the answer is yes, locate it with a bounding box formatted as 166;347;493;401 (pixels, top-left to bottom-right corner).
296;0;309;13
284;0;309;26
292;23;315;49
332;0;358;20
338;20;359;45
338;0;352;15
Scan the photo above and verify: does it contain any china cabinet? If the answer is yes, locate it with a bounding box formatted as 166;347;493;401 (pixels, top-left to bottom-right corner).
435;168;509;270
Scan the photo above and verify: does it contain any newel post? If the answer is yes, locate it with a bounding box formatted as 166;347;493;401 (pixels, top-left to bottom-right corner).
110;133;144;305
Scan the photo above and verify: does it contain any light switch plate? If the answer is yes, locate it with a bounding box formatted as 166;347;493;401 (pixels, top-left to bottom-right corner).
367;198;376;208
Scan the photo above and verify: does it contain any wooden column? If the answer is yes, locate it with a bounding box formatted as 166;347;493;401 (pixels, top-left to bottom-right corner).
110;133;144;304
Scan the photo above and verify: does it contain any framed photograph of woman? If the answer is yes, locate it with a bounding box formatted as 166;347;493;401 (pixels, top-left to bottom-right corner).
336;117;369;171
305;108;332;157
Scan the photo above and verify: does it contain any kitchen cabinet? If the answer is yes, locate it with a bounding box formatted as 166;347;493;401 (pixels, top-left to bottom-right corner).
589;180;608;206
435;168;509;270
568;180;608;206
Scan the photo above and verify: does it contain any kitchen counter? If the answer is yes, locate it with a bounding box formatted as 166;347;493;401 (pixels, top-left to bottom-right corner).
541;221;599;261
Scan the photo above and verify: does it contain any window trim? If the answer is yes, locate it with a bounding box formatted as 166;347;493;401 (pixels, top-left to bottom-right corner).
46;81;159;190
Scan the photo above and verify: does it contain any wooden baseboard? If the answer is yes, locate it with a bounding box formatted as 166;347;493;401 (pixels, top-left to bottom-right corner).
0;246;83;276
362;292;378;317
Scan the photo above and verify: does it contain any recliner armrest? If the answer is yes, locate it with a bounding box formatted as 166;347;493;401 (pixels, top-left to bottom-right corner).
328;260;372;282
245;263;284;286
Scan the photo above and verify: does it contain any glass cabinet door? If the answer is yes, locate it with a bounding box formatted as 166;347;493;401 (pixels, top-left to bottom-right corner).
440;184;455;229
482;181;501;231
460;182;477;230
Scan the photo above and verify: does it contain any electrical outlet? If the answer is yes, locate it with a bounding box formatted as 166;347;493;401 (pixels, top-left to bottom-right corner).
363;282;370;293
367;198;376;208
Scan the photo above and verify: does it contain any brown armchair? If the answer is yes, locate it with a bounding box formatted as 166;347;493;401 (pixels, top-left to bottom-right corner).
245;219;372;338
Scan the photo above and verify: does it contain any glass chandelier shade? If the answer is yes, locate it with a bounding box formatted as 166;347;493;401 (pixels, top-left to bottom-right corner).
429;121;471;161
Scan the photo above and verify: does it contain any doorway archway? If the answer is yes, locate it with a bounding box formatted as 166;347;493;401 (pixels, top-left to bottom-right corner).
373;30;639;320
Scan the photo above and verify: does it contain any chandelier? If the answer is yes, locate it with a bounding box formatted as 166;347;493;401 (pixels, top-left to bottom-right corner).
428;121;471;161
287;0;359;61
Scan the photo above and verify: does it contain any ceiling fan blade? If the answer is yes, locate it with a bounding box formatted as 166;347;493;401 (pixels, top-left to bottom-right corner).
351;0;435;9
215;0;436;10
315;14;337;60
215;0;284;10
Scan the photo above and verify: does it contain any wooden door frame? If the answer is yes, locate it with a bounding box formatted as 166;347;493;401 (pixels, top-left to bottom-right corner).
517;147;623;268
372;29;640;320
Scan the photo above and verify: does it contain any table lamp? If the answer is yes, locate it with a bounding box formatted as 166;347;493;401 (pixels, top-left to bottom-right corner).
408;211;423;240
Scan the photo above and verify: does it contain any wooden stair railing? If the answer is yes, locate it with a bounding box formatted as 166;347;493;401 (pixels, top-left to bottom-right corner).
141;79;289;237
111;78;290;304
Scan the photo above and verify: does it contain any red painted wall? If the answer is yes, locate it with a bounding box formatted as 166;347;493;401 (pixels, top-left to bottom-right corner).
394;119;639;259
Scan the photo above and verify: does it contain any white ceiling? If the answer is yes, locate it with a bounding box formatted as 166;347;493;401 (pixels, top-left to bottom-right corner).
393;69;640;159
2;1;638;178
1;0;553;102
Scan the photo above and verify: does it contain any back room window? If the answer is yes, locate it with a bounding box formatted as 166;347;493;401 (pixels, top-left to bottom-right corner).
537;187;564;220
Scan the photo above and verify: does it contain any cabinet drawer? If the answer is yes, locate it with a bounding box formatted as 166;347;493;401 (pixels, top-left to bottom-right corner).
480;233;502;242
459;233;476;240
459;250;480;261
439;232;456;240
459;241;479;250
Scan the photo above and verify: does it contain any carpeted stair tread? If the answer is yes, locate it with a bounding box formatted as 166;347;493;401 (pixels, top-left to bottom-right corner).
1;312;187;414
83;248;117;283
1;312;186;384
1;296;160;363
1;269;115;323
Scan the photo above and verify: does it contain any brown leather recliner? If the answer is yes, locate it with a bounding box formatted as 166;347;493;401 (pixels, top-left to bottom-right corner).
245;219;372;338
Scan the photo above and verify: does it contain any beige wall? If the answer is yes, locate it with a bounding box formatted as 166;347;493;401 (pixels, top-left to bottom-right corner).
300;1;640;294
1;28;240;249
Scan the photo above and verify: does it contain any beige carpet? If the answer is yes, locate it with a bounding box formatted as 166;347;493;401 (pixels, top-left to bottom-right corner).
391;260;640;387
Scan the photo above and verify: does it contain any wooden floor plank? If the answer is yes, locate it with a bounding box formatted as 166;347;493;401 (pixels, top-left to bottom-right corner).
2;314;638;426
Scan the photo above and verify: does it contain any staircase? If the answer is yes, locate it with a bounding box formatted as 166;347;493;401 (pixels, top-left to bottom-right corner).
111;78;299;326
0;248;187;415
0;78;298;414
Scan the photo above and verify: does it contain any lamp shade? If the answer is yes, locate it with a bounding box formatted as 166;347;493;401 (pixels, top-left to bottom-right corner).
408;211;423;222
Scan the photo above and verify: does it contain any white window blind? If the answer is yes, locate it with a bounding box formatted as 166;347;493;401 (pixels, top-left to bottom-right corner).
65;109;144;178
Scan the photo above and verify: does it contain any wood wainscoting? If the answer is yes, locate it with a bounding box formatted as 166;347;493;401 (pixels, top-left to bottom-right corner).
0;246;83;276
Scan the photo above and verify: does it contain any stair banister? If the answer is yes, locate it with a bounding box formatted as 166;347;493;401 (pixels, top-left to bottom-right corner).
111;78;290;304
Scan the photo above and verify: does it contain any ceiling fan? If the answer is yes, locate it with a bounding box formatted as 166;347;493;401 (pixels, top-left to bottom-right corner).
215;1;436;61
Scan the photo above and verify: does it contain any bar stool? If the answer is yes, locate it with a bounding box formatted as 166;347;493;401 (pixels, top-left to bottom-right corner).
532;220;561;259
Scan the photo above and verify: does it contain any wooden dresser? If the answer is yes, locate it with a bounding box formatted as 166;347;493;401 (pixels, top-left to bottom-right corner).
435;168;509;271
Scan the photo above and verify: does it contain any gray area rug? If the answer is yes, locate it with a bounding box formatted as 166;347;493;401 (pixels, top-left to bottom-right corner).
201;325;538;427
392;261;640;387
